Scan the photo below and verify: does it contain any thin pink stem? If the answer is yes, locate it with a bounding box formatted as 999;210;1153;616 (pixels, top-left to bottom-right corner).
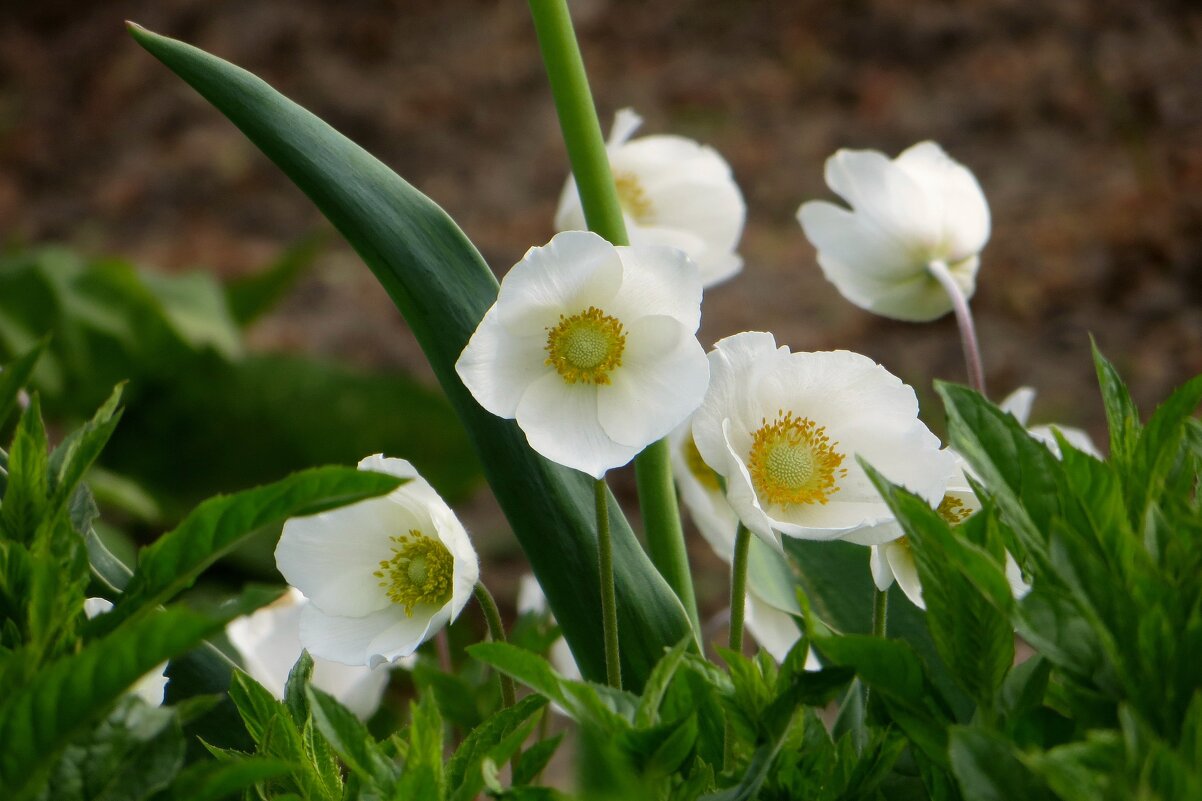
927;260;986;395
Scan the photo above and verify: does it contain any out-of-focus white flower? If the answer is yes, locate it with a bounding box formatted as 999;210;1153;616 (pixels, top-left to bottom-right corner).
516;575;582;682
669;421;816;664
691;331;954;550
227;588;397;720
797;142;990;322
456;231;709;478
871;533;1030;611
1000;387;1102;458
275;455;478;669
84;598;168;706
556;108;746;288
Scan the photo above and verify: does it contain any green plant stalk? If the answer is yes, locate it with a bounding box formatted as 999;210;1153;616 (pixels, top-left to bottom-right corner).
871;586;889;639
728;524;752;653
474;582;517;707
595;477;622;689
527;0;700;637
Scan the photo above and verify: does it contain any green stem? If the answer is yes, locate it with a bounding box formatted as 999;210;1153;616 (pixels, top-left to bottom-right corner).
635;442;702;638
595;477;622;689
871;587;889;639
528;0;700;636
474;583;517;708
728;524;752;653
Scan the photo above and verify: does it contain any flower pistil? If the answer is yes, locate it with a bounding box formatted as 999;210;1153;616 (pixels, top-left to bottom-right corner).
748;411;847;506
375;530;455;616
544;306;626;385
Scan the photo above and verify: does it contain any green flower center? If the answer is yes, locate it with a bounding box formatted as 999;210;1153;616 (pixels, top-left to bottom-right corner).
614;171;654;224
545;306;626;385
747;410;847;506
374;530;455;616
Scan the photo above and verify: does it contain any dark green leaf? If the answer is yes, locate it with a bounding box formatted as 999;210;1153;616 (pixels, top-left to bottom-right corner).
949;725;1054;801
512;732;563;787
225;235;323;326
0;339;46;432
0;395;49;545
447;694;547;801
1091;339;1138;468
153;756;292;801
128;24;694;689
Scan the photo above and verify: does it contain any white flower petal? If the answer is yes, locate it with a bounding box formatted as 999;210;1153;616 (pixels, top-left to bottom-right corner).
885;542;925;609
669;419;740;558
718;418;787;551
1004;552;1032;600
824;149;941;252
744;593;802;663
515;371;641;478
597;316;709;448
894;141;991;263
626;223;741;289
312;660;391;721
301;603;432;669
85;597;167;706
609;245;703;330
456;310;551;418
1029;424;1103;459
366;605;452;667
608;107;644;146
496;231;624;336
999;386;1036;426
843;520;905;547
869;545;895;591
797;200;915;281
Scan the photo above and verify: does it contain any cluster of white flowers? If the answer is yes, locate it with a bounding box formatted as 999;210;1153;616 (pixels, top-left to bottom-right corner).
257;113;1098;689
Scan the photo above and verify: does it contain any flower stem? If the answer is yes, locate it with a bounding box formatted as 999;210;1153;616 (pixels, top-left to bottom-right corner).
528;0;700;636
595;477;622;689
871;587;889;639
474;582;517;708
927;259;986;395
728;524;752;653
635;442;703;639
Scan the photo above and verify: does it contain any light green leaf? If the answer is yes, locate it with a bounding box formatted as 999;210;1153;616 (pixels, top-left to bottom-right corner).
1091;339;1138;468
447;694;547;801
128;23;694;689
306;684;398;787
89;466;401;635
396;693;445;801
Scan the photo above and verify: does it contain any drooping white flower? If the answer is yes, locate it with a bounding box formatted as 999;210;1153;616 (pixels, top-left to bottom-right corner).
669;421;816;664
556;108;746;288
227;588;398;720
456;230;710;478
797;142;990;322
275;455;478;669
516;574;582;682
691;331;954;549
870;532;1030;611
84;597;168;706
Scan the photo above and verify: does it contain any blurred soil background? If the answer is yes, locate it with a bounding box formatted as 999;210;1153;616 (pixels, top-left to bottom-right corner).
3;0;1202;616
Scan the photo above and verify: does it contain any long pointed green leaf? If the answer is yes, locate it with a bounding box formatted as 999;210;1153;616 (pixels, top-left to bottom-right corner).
89;466;402;636
0;338;46;432
128;23;693;689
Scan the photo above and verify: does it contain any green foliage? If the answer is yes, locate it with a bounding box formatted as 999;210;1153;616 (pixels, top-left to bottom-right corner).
127;24;695;690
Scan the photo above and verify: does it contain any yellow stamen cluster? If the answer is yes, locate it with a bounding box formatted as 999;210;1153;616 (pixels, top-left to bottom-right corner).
545;306;626;385
937;495;972;524
614;171;654;223
683;434;722;492
747;410;847;506
374;529;454;617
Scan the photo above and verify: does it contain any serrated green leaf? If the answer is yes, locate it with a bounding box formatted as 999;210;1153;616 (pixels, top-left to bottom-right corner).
447;694;547;801
635;635;691;728
1091;339;1138;468
283;651;314;726
0;591;276;800
89;466;401;635
128;24;693;689
0;395;49;545
0;339;46;432
47;384;124;511
396;692;445;801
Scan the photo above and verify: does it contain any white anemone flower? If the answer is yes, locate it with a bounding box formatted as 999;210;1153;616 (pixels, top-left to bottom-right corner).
275;455;478;669
691;331;954;549
84;598;168;706
556;108;746;288
456;230;710;478
669;421;819;665
797;141;990;322
227;588;398;720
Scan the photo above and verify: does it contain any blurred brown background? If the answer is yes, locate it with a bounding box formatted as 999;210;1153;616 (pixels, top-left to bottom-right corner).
2;0;1201;598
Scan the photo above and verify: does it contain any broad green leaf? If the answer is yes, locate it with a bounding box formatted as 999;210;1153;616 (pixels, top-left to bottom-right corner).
39;698;185;801
306;684;398;787
0;339;45;432
129;24;694;689
226;234;323;326
153;756;292;801
0;590;277;800
949;725;1055;801
468;641;635;731
137;269;242;360
89;466;401;635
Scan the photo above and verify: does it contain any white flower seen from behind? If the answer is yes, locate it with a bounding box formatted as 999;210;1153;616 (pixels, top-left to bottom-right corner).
797;141;990;322
556;108;746;288
275;455;478;669
456;230;710;478
227;588;397;721
691;331;954;549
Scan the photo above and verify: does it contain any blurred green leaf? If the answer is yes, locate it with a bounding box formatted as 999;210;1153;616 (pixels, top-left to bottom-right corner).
0;339;45;432
447;694;547;801
129;23;695;690
225;235;323;327
949;725;1054;801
